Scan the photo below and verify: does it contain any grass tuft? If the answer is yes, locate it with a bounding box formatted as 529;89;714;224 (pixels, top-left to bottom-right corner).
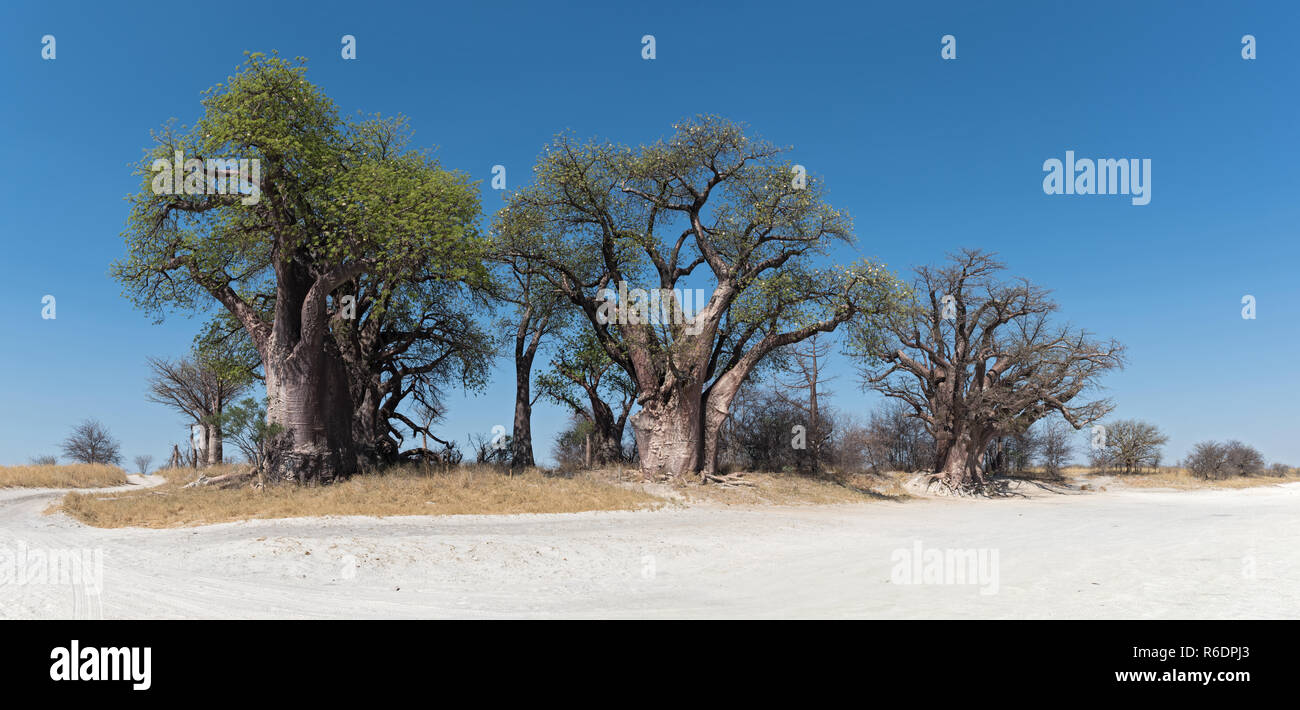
1092;466;1300;489
54;464;668;528
0;463;129;489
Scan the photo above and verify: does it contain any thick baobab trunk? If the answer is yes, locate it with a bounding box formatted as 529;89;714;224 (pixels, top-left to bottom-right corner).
700;383;743;477
630;388;703;480
937;429;993;490
351;386;380;465
510;301;546;469
254;254;370;484
588;398;624;465
592;430;623;465
350;382;398;469
512;358;535;468
205;391;225;465
264;346;357;484
205;423;224;465
938;437;973;488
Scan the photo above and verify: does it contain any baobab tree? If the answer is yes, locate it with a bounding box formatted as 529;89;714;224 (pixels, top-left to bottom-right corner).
191;259;493;468
853;250;1124;491
145;352;252;465
494;116;905;482
113;54;482;484
536;327;636;466
493;255;566;468
332;277;493;467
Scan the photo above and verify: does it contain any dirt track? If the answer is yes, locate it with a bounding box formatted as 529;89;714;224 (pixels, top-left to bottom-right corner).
2;476;1297;619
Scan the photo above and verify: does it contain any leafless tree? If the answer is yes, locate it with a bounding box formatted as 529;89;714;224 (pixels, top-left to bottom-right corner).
1038;420;1074;476
134;454;154;476
1223;441;1265;476
1186;440;1264;479
470;431;510;466
145;355;252;466
715;387;823;472
715;380;758;471
61;419;122;465
1096;419;1168;474
773;333;835;472
862;400;934;473
1185;441;1227;479
826;415;871;472
165;444;185;469
986;426;1041;476
856;250;1124;490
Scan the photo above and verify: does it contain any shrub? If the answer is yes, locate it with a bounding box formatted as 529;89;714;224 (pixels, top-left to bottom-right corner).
860;401;933;473
60;419;122;465
1039;421;1075;476
1186;440;1265;479
1092;420;1167;474
1186;441;1227;479
1222;441;1264;477
134;454;154;476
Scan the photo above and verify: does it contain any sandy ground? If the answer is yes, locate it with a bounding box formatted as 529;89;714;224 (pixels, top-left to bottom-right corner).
1;475;1298;619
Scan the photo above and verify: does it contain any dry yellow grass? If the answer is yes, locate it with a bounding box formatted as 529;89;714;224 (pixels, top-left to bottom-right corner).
0;463;128;489
674;470;909;506
54;463;668;528
1093;467;1300;490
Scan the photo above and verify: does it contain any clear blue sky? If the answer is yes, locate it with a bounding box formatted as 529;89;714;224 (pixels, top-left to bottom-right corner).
1;0;1297;467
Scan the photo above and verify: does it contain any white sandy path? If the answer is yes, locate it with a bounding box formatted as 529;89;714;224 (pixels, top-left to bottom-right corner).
1;475;1298;619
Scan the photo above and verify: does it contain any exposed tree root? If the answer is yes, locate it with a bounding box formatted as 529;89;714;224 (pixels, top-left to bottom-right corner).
646;470;755;488
183;468;258;490
700;472;754;487
906;472;1011;498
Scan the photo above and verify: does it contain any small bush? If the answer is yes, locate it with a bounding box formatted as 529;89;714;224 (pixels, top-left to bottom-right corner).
1222;441;1265;477
1185;440;1265;479
1186;441;1227;479
60;419;122;465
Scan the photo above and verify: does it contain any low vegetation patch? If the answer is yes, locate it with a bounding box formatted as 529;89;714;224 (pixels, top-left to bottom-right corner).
0;463;128;489
1098;467;1300;490
670;470;909;506
1001;467;1072;483
53;464;668;528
